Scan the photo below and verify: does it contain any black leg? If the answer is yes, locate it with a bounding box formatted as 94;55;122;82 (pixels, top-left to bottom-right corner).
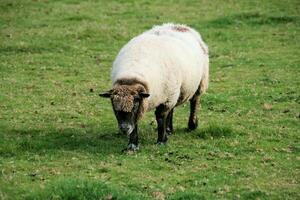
155;104;169;144
188;89;201;131
166;108;174;135
127;124;139;151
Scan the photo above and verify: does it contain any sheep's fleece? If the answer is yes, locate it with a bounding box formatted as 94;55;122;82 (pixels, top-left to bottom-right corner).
111;23;209;111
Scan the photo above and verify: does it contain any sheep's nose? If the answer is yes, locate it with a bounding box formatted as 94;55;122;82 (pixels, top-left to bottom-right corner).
120;124;130;133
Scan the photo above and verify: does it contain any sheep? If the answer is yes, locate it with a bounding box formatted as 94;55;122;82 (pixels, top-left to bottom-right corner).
100;23;209;151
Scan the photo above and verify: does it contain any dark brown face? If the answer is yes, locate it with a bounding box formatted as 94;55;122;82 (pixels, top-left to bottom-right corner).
113;97;141;135
100;87;149;135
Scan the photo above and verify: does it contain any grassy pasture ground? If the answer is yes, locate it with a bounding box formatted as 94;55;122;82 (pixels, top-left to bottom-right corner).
0;0;299;199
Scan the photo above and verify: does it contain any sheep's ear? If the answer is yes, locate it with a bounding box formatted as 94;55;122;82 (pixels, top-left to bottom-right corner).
139;92;150;98
99;90;113;98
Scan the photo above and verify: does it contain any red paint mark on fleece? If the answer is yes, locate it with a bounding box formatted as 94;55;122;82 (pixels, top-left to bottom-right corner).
172;26;189;32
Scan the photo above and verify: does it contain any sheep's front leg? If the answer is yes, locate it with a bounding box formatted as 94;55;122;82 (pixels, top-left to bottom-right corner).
188;89;201;131
127;124;139;151
155;104;169;144
166;108;174;135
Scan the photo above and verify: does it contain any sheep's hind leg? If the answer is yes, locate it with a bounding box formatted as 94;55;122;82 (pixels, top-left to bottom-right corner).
155;104;170;144
166;108;174;135
126;125;139;151
188;88;201;131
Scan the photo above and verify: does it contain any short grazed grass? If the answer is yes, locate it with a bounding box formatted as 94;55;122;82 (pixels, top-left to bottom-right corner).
0;0;299;199
26;178;145;200
196;124;234;139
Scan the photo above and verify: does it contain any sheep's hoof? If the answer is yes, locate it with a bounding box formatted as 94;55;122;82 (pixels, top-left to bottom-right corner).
166;127;173;135
187;127;196;132
126;143;139;151
188;120;198;131
156;141;167;146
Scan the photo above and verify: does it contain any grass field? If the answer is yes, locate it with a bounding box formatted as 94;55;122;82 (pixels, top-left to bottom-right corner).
1;0;300;199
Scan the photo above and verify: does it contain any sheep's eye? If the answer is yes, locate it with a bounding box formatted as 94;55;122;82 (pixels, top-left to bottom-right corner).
134;96;140;101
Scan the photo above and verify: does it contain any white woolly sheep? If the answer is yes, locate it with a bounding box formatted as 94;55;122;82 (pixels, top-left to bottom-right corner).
100;23;209;151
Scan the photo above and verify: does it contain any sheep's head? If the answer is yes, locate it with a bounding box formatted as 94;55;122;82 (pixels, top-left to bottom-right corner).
100;84;149;135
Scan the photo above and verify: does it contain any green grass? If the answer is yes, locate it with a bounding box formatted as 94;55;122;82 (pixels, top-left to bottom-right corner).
26;178;145;200
0;0;299;199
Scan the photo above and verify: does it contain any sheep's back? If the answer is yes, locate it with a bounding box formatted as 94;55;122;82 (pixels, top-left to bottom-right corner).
112;26;207;110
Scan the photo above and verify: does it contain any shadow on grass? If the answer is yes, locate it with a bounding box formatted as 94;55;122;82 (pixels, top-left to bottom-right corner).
196;124;234;139
172;123;234;141
1;123;236;158
1;127;127;157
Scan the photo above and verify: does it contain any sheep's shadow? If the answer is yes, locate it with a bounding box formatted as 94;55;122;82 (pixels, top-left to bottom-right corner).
3;127;127;157
2;123;236;158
